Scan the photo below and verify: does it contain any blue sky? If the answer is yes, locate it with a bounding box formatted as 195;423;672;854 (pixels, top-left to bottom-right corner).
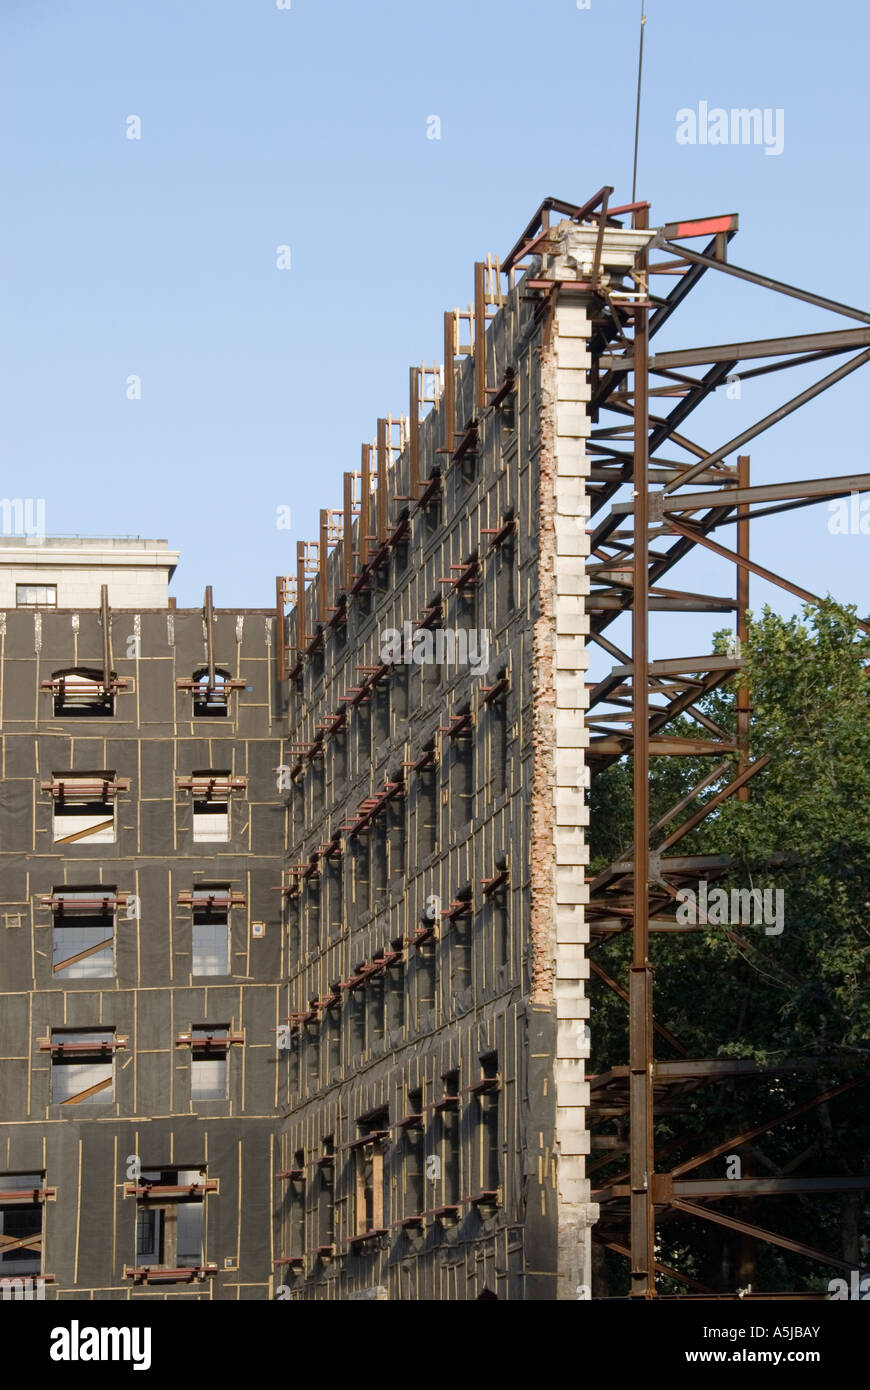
1;0;868;638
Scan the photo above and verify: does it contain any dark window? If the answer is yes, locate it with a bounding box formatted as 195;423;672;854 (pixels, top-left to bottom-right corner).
52;668;113;718
305;879;321;957
496;524;516;626
416;939;436;1020
490;689;508;800
192;668;231;719
317;1138;335;1251
403;1092;424;1220
450;888;473;997
386;943;405;1034
324;856;343;940
332;728;348;784
417;758;438;860
353;837;370;919
373;682;390;745
0;1174;44;1277
441;1072;461;1207
450;718;474;830
135;1167;205;1271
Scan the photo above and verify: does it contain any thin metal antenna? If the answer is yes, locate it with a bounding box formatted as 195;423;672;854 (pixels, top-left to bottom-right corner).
631;2;647;204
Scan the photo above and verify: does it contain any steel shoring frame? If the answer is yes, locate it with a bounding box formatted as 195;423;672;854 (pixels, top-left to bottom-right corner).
582;197;870;1298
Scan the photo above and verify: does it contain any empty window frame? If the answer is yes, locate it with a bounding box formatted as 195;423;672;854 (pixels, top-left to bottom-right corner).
316;1139;335;1253
385;944;406;1034
332;726;348;785
191;668;232;718
455;555;479;632
489;877;510;972
191;888;230;977
51;888;116;980
50;668;114;718
391;663;409;722
304;878;321;957
16;584;56;610
436;1073;461;1212
400;1092;424;1222
325;1001;342;1077
286;1150;306;1260
488;686;509;800
304;1020;320;1091
324;854;343;940
352;836;370;920
190;1027;228;1100
415;937;436;1021
448;890;473;996
349;985;366;1060
50;1030;116;1105
46;773;121;845
187;771;237;843
353;1111;389;1238
310;753;325;819
449;715;474;831
495;519;516;627
366;960;385;1048
0;1174;46;1279
471;1056;501;1198
356;702;372;765
135;1169;206;1270
372;681;390;746
416;756;438;860
371;818;388;900
387;794;405;880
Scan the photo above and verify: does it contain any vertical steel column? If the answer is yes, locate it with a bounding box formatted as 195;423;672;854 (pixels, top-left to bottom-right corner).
377;418;388;545
203;585;215;689
474;261;486;411
275;575;286;682
443;311;455;456
100;584;112;691
360;443;371;567
296;543;307;653
737;454;751;802
343;472;354;593
409;367;420;498
319;509;329;623
629;205;656;1298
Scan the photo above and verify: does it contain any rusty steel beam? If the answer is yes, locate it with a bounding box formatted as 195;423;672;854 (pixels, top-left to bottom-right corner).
659;240;870;326
100;584;112;689
376;418;388;546
343;472;354;593
409;367;420;498
629;205;656;1299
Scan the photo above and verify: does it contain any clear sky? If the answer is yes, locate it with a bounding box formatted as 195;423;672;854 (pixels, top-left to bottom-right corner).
2;0;868;639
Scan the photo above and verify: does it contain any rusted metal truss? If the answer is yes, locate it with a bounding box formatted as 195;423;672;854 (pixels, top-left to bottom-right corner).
574;188;870;1297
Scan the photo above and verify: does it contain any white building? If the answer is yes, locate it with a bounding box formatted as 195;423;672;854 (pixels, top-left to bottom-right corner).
0;537;179;610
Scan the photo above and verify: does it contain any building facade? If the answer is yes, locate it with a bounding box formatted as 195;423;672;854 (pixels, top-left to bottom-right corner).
0;559;284;1299
275;217;628;1299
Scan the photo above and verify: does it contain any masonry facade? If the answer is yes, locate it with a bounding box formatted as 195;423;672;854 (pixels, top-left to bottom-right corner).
275;220;630;1298
0;588;284;1299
